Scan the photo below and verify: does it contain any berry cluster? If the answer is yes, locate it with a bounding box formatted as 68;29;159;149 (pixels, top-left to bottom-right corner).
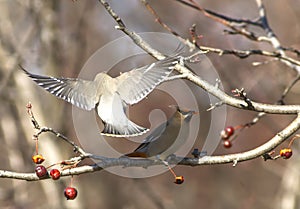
32;154;78;200
264;148;293;161
220;126;235;148
275;135;298;160
280;148;293;159
28;103;78;200
32;153;62;180
220;124;296;161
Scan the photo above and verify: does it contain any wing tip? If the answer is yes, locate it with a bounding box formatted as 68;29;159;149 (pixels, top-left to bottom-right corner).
19;65;44;80
19;65;31;76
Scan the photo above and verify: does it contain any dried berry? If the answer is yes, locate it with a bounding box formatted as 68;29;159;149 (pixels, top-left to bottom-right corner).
26;103;32;109
280;148;293;159
64;187;78;200
174;176;184;184
32;154;45;164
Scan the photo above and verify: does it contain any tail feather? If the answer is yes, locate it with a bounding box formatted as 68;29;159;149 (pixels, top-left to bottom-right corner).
124;152;148;158
101;121;149;137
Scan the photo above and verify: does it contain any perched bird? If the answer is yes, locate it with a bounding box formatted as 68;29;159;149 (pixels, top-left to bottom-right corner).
125;106;198;160
21;56;179;137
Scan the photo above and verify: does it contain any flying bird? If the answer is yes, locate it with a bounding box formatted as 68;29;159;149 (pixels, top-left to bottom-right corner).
125;106;198;160
22;56;180;137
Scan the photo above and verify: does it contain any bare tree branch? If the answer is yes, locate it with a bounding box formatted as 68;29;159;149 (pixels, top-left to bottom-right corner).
1;111;300;181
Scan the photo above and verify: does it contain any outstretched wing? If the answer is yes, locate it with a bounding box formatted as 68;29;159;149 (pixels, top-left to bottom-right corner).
22;67;99;110
116;56;179;105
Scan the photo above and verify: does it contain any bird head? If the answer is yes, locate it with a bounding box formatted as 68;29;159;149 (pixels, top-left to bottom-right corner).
168;105;199;122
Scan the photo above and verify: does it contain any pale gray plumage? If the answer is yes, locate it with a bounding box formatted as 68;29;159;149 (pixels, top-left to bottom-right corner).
125;106;197;159
22;56;179;137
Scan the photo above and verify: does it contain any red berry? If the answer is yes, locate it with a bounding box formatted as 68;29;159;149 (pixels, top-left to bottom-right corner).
221;126;235;139
32;154;45;164
280;148;293;159
64;187;78;200
223;140;232;148
284;151;293;159
174;176;184;184
35;165;48;178
50;169;61;180
225;126;235;136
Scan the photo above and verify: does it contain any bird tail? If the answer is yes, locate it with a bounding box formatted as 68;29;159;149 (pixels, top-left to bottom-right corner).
124;152;148;158
101;121;149;137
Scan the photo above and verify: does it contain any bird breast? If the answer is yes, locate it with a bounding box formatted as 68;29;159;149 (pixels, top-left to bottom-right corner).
94;73;118;95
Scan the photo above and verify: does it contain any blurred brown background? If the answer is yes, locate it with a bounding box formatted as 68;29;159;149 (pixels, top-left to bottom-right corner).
0;1;300;209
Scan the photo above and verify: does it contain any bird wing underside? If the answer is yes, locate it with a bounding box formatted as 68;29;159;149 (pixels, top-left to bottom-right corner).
101;120;148;137
98;93;149;137
22;68;98;110
116;56;179;105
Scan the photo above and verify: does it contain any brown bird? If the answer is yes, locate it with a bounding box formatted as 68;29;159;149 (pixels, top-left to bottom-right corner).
125;106;198;160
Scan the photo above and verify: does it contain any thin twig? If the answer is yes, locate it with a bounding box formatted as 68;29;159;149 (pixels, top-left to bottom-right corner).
175;0;300;73
279;72;300;104
184;0;260;41
98;0;165;59
26;103;88;156
141;0;195;50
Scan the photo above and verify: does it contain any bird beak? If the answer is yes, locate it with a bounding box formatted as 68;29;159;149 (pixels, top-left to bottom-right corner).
168;105;199;115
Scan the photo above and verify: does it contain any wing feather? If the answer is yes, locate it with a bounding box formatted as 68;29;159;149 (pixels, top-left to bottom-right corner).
22;67;99;110
116;56;179;104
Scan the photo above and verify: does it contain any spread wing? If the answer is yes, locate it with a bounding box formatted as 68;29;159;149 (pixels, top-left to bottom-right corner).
22;67;99;110
116;56;179;105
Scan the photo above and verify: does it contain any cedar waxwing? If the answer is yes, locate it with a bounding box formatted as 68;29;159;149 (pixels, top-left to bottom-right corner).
125;106;198;160
21;56;179;137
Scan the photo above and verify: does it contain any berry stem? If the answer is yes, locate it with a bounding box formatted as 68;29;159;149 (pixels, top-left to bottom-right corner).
288;134;300;148
70;175;74;187
35;138;39;154
230;125;247;142
234;125;245;130
46;162;61;170
167;164;177;178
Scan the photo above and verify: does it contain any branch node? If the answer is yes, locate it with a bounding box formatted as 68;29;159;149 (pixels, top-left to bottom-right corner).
183;50;209;63
232;88;254;110
207;101;224;111
215;78;221;88
115;25;123;30
232;158;239;167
